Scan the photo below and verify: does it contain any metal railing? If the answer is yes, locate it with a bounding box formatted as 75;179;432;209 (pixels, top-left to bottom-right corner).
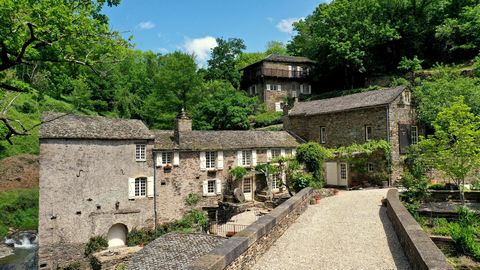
209;223;249;237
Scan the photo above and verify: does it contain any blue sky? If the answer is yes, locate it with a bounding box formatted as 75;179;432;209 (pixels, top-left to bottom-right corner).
103;0;327;64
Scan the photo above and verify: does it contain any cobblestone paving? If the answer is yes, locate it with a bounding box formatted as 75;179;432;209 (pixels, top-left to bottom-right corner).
126;233;226;270
253;189;412;270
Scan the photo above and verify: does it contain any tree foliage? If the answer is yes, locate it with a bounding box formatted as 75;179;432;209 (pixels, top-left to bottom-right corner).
206;38;246;89
288;0;480;89
295;142;334;182
418;97;480;205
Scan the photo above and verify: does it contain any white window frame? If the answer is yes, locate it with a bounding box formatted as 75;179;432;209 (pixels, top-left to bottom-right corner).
340;163;348;180
241;150;252;166
411;125;418;145
207;180;216;194
275;102;282;112
203;179;222;196
320;127;326;144
205;151;216;169
135;144;146;161
160;151;173;165
134;177;147;197
271;149;281;160
271;173;281;190
367;163;374;173
365;126;373;141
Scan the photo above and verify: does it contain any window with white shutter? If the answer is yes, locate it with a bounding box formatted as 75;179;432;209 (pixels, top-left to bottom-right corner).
147;176;154;198
266;84;271;91
173;152;180;166
157;151;173;166
275;102;282;112
205;151;216;169
129;177;146;198
203;179;218;196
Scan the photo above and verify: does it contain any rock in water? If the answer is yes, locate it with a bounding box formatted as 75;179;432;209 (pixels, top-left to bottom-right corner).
0;244;14;259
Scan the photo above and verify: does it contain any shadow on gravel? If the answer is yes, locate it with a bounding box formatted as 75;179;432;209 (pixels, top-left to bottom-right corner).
379;206;412;270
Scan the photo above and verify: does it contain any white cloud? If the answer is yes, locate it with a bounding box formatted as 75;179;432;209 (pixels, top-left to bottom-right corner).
183;36;218;65
276;18;303;34
138;21;155;30
157;48;169;54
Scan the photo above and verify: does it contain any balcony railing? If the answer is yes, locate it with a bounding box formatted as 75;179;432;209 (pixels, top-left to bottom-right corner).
243;68;310;81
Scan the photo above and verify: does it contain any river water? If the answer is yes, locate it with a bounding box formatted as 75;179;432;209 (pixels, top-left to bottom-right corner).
0;233;38;270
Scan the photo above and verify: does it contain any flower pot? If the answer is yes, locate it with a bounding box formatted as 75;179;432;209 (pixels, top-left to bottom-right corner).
314;196;321;204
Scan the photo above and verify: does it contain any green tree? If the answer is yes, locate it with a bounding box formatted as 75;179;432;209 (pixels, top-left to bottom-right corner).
255;163;280;201
191;80;257;130
295;142;334;183
265;41;288;56
206;38;246;89
70;76;92;110
419;97;480;205
413;68;480;126
142;52;202;129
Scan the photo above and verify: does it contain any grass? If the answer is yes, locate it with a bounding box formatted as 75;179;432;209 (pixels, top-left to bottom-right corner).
0;188;39;237
0;91;99;159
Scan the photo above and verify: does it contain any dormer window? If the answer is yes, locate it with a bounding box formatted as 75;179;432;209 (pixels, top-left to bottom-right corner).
402;91;411;105
135;144;146;161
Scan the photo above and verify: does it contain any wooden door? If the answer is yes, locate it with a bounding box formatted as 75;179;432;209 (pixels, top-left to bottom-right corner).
326;162;338;186
338;163;348;186
243;177;253;201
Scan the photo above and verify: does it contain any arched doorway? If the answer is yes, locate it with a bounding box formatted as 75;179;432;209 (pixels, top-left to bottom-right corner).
107;223;128;248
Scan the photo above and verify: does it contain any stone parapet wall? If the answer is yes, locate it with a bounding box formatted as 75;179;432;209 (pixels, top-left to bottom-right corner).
187;187;313;270
386;189;454;270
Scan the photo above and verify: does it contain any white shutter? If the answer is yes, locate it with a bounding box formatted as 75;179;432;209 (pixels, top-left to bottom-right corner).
267;149;272;161
266;84;271;91
308;85;312;94
217;151;224;169
300;84;304;94
292;148;296;156
253;85;257;94
237;151;242;166
252;150;257;166
292;90;297;98
155;153;162;167
128;178;135;199
278;84;282;91
202;180;208;196
281;149;286;157
275;102;281;112
173;152;180;166
200;152;206;170
215;179;222;195
147;176;154;198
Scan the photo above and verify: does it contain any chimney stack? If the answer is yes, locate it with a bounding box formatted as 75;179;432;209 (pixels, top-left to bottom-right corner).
174;108;192;143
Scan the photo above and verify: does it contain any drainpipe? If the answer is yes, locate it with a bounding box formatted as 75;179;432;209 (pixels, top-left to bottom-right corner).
386;105;392;187
153;150;158;229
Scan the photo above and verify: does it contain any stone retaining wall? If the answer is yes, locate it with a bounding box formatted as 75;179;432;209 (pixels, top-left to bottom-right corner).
188;187;313;270
386;189;454;270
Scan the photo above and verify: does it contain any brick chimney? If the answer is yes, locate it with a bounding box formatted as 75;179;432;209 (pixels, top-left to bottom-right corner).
174;108;192;143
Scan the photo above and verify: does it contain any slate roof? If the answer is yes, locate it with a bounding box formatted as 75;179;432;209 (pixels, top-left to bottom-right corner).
153;130;300;151
263;54;316;64
288;86;407;116
40;112;153;140
127;233;226;270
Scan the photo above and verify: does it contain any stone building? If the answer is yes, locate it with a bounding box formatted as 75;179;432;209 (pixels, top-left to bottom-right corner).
240;54;315;112
284;86;419;186
38;111;299;268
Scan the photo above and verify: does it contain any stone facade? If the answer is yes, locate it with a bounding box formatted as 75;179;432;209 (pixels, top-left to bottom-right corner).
284;87;418;184
241;55;315;112
38;139;155;269
38;113;299;268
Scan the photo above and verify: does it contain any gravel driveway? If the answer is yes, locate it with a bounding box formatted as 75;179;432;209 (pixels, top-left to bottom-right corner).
253;189;411;270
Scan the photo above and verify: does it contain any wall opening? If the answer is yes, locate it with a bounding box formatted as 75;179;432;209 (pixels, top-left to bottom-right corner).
107;223;128;248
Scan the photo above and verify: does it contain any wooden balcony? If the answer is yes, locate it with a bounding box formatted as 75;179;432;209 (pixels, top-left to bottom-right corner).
242;68;310;81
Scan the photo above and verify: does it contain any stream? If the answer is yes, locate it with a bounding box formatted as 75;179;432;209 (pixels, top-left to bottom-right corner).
0;232;38;270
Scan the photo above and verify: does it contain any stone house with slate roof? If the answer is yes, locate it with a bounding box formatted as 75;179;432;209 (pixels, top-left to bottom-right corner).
38;111;299;269
284;86;419;186
240;54;315;112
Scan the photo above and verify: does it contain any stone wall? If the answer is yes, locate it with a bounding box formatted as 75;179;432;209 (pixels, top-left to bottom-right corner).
388;91;418;182
284;92;417;184
187;187;313;270
386;189;454;270
39;139;155;269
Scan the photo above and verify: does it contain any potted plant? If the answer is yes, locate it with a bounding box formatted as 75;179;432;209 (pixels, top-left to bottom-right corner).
314;195;321;204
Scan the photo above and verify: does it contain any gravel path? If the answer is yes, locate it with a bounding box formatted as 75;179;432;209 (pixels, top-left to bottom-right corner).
253;189;411;270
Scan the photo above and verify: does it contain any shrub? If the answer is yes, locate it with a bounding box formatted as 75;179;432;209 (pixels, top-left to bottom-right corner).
428;183;447;190
84;236;108;257
253;111;283;128
0;188;39;238
290;172;313;192
90;255;102;270
296;142;333;182
185;193;200;206
62;262;81;270
126;228;150;246
471;179;480;190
